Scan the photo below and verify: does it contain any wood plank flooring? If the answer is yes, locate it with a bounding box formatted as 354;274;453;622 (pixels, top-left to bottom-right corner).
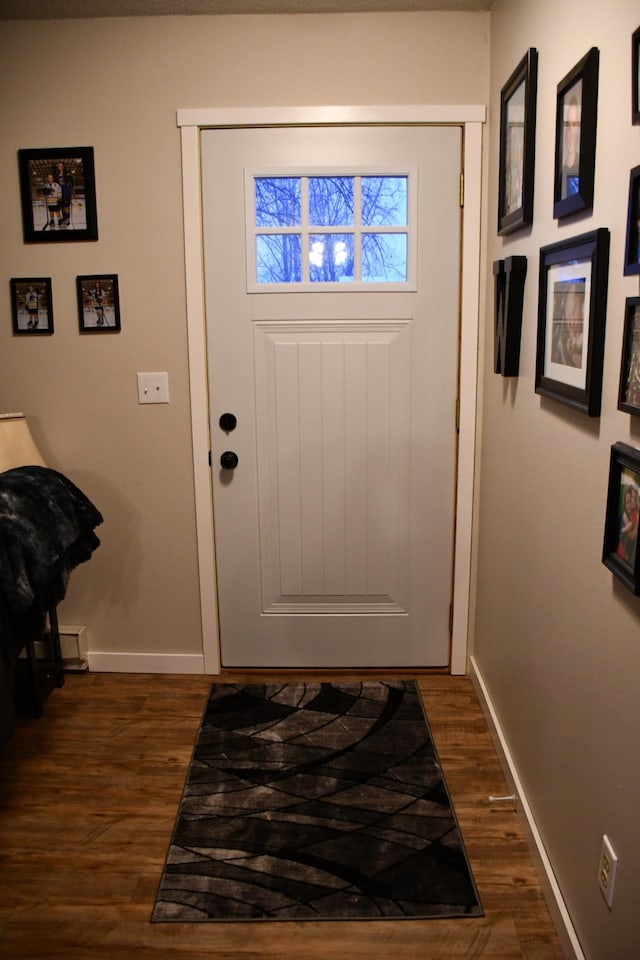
0;672;565;960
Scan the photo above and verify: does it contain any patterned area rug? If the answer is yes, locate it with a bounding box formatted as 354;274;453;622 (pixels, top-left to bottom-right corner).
151;680;482;921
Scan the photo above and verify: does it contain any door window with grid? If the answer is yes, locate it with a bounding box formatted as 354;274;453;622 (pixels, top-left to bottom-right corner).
246;172;416;291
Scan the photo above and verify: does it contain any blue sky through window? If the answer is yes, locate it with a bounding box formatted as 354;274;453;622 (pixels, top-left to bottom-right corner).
254;175;409;285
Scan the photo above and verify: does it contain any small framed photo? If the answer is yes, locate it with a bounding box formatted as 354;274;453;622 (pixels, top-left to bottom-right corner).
535;228;610;416
618;297;640;415
18;146;98;243
76;274;121;332
632;26;640;125
553;47;599;220
603;442;640;594
623;165;640;276
10;278;54;335
498;48;538;236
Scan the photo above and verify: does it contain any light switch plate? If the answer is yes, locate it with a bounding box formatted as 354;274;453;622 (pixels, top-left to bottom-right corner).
137;372;170;404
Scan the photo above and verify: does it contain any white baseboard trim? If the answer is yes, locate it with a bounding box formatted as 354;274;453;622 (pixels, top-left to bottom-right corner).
469;655;586;960
87;651;206;674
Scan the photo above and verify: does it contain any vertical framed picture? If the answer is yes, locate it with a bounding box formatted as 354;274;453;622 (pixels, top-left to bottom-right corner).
602;442;640;594
632;26;640;125
498;48;538;235
10;278;54;335
623;165;640;276
618;297;640;415
76;274;121;332
18;146;98;243
535;228;610;416
553;47;599;220
493;256;527;376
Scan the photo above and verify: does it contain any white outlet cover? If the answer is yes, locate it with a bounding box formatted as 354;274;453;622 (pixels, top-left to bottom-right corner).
599;834;618;908
137;372;170;404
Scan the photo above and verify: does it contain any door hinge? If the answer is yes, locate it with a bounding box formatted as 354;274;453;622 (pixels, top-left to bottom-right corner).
455;398;460;433
459;171;464;208
449;602;454;635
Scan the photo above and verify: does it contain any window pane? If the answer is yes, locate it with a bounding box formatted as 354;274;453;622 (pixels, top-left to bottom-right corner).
256;234;302;283
309;177;354;227
362;233;407;282
309;234;354;283
362;177;408;226
255;178;301;227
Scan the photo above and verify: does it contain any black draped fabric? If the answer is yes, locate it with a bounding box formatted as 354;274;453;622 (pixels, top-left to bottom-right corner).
0;466;103;663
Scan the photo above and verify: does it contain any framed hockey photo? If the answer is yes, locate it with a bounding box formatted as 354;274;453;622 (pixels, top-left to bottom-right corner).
603;442;640;595
18;146;98;243
76;274;121;332
535;228;610;417
618;297;640;415
623;165;640;276
10;277;54;335
633;26;640;125
498;48;538;236
553;48;599;220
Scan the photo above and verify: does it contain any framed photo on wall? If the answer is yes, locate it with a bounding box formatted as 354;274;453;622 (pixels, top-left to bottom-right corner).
602;442;640;594
618;297;640;415
10;277;53;335
535;228;610;416
633;26;640;125
623;165;640;276
553;47;599;220
497;48;538;235
18;146;98;243
76;274;121;332
493;255;527;376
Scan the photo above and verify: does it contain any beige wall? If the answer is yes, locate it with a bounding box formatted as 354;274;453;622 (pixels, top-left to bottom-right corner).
0;11;489;663
476;1;640;957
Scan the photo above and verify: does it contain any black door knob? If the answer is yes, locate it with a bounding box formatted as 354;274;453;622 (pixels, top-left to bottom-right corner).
220;451;239;470
219;413;237;432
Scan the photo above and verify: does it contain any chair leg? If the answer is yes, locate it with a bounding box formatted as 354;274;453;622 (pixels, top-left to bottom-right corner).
24;636;43;719
48;605;65;689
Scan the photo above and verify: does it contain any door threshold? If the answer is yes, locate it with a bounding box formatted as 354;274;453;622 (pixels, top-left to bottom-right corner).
218;666;451;680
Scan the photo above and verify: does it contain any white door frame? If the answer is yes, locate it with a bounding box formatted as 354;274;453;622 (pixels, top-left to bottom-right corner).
177;105;485;676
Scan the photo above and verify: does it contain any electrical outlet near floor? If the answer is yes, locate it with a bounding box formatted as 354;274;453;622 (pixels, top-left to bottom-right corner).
598;834;618;908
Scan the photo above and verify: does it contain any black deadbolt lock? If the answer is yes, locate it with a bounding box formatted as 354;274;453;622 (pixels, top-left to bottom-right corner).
219;412;237;432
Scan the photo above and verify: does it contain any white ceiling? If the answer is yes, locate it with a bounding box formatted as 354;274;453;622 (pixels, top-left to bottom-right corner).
0;0;494;21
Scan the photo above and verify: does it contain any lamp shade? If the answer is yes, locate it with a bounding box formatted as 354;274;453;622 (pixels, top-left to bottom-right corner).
0;414;46;472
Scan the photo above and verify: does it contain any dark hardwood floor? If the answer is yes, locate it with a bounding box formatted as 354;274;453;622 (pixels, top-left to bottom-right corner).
0;672;565;959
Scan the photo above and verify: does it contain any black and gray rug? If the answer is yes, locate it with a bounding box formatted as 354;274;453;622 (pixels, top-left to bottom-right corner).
151;680;482;921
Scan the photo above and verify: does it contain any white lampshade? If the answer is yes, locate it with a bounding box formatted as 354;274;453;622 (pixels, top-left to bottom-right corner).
0;413;47;472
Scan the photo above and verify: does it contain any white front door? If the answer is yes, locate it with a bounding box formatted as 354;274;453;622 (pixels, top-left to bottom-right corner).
201;124;462;668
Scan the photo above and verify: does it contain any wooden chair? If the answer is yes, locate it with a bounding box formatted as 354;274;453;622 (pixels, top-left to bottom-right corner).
0;413;64;717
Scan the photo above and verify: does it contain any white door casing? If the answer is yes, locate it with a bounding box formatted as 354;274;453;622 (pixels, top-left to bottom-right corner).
177;105;485;675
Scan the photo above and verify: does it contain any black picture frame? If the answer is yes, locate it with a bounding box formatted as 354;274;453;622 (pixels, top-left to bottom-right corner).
498;48;538;236
632;26;640;125
618;297;640;415
76;274;121;332
10;277;54;335
18;146;98;243
535;228;610;416
623;165;640;276
493;255;527;376
553;47;599;220
603;442;640;594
